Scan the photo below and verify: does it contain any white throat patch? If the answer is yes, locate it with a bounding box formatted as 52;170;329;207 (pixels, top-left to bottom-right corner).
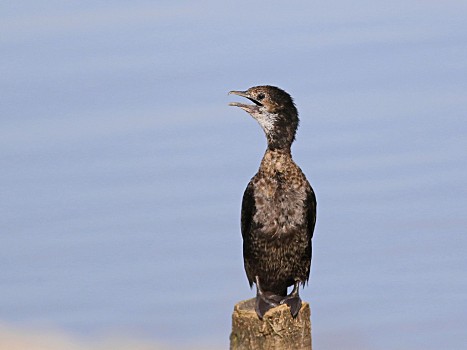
254;108;277;134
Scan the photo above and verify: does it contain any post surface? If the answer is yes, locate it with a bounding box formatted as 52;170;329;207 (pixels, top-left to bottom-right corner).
230;298;312;350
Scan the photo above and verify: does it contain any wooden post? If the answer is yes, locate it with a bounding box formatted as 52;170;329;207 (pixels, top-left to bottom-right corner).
230;298;312;350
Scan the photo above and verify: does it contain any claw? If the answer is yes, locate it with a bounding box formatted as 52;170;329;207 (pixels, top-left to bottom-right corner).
280;296;302;318
280;280;302;318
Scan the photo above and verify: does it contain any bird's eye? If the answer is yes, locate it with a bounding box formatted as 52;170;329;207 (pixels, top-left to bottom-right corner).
257;93;265;100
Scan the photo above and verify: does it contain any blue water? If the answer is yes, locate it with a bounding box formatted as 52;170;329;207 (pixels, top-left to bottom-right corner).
1;1;467;349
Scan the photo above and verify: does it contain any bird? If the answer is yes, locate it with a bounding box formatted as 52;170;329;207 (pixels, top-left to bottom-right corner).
229;85;317;319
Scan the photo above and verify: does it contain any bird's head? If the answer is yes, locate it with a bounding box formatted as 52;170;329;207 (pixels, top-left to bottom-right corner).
229;85;299;150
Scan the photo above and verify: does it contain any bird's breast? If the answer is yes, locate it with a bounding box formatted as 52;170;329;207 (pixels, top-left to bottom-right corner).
252;174;308;238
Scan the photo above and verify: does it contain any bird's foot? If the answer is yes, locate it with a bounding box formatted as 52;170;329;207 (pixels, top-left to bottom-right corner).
279;280;302;318
280;294;302;318
254;276;283;319
255;293;280;320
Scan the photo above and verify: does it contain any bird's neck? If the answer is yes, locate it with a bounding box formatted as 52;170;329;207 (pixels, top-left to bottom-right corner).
266;137;293;151
265;124;296;151
260;148;294;174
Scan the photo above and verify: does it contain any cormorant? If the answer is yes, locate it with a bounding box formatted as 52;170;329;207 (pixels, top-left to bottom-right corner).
229;85;317;319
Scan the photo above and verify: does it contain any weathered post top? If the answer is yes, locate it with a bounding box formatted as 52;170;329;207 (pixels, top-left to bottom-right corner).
230;298;312;350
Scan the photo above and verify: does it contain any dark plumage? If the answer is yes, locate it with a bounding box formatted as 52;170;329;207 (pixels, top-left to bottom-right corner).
229;85;317;319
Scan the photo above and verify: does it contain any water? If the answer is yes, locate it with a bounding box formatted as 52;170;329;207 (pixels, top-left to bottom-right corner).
1;1;467;349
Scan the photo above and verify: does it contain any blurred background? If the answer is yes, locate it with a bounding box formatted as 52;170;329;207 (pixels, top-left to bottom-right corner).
1;1;466;349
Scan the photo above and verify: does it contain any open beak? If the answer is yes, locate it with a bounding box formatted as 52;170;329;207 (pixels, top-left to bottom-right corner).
228;90;261;113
